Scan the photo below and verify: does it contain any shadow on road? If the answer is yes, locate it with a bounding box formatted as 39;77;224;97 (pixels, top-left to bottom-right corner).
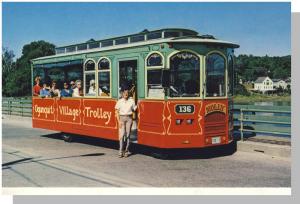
40;133;237;160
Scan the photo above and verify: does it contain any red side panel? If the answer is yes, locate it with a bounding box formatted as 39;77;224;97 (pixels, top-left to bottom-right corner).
32;98;230;149
32;98;118;140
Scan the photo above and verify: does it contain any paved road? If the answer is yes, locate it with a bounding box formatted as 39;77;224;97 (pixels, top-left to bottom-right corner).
2;116;291;187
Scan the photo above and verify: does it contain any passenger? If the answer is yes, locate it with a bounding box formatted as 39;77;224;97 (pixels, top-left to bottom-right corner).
39;83;50;98
99;86;109;96
33;76;41;96
70;80;76;90
72;80;83;97
60;82;73;97
88;79;96;95
115;89;137;158
49;80;60;97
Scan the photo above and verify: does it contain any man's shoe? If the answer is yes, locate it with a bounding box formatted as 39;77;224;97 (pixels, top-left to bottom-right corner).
124;151;129;158
118;152;123;158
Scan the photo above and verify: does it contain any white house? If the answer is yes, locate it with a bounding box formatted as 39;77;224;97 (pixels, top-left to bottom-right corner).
254;76;274;93
273;79;287;90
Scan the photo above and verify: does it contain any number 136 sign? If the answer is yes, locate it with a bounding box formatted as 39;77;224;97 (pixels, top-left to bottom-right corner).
175;104;195;114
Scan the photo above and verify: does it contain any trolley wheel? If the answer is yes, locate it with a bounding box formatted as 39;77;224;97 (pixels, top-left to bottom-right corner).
62;133;73;142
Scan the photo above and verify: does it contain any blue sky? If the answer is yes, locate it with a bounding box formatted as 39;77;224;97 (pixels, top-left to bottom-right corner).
3;2;291;58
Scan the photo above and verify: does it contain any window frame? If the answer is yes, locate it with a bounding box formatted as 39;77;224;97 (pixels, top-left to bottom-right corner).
145;51;165;99
227;53;234;96
83;58;97;98
97;57;112;98
166;49;202;99
204;51;228;99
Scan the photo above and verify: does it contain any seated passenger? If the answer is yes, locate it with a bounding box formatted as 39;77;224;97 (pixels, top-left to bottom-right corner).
33;76;41;96
88;79;96;96
49;80;60;97
72;80;83;97
60;82;73;97
40;83;50;98
70;81;76;90
99;86;109;96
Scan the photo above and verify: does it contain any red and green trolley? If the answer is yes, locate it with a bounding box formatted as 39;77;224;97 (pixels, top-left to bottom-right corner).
31;28;239;150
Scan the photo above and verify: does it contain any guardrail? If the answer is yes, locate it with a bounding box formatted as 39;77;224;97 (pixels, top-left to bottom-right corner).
233;105;291;141
2;97;32;117
2;98;291;140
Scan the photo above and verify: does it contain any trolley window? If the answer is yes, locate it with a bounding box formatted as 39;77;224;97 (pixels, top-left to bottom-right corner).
164;31;180;38
115;38;128;45
205;53;226;97
32;60;83;95
84;60;96;96
88;42;100;49
101;40;113;47
169;51;200;97
98;58;111;97
147;32;162;40
147;53;163;67
66;46;76;53
77;44;87;51
130;35;145;43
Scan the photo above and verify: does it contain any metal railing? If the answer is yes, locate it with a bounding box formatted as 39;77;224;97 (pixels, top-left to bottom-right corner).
233;105;291;141
2;97;32;117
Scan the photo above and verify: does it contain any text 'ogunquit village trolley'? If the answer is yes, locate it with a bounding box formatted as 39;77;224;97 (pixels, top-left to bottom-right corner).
31;28;239;152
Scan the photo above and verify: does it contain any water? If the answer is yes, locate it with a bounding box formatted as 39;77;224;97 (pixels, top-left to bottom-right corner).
236;101;291;107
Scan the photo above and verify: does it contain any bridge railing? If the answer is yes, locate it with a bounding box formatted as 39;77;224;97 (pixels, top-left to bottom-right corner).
233;105;291;141
2;97;32;117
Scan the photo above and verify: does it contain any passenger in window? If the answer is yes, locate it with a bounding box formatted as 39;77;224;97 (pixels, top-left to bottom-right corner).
39;83;50;98
60;82;73;97
88;79;96;95
33;76;41;96
99;86;109;96
49;80;60;97
72;80;83;97
70;81;76;90
115;89;137;158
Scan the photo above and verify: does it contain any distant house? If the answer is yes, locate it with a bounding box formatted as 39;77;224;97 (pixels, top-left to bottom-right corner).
273;79;287;90
254;76;274;93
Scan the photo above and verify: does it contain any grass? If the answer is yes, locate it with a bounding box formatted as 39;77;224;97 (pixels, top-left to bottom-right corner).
233;94;291;104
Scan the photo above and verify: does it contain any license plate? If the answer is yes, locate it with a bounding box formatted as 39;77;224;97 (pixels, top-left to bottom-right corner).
212;136;221;144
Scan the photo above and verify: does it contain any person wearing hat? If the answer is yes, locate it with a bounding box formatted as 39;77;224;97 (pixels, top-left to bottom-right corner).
88;79;96;95
115;88;137;158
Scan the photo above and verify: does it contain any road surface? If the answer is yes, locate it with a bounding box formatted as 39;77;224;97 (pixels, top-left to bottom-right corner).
2;116;291;187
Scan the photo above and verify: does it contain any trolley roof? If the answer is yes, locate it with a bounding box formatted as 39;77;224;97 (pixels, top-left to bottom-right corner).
32;28;239;63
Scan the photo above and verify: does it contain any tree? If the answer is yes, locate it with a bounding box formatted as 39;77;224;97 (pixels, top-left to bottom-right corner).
4;41;55;97
2;47;16;96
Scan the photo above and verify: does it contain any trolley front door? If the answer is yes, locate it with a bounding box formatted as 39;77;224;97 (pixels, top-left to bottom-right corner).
118;60;138;141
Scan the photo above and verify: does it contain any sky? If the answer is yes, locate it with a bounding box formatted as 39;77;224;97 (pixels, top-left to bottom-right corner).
2;2;291;59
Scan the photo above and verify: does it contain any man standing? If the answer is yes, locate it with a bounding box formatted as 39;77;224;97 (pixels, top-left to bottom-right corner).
115;89;137;158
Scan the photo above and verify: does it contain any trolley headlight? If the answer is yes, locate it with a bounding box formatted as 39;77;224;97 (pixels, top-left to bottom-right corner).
186;119;193;125
176;119;183;125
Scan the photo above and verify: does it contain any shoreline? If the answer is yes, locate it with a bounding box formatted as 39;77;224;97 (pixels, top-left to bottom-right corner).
233;94;291;104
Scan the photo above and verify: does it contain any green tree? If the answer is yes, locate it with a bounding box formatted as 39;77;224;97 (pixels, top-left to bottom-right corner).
2;47;16;96
5;41;55;97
